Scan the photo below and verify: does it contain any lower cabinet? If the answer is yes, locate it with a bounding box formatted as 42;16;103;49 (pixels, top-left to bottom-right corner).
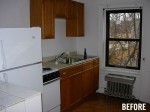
93;65;99;91
60;77;71;111
60;73;83;111
93;58;100;91
82;68;93;97
70;72;82;105
60;58;99;112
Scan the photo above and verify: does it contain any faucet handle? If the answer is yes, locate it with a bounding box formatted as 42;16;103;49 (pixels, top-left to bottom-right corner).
55;56;58;61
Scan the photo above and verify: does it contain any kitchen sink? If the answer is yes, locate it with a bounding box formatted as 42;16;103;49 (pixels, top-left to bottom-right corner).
57;57;83;64
67;58;83;64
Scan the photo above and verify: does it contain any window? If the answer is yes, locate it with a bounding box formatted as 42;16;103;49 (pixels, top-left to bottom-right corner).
106;9;142;70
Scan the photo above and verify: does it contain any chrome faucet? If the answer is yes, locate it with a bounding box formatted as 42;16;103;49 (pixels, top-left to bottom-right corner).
55;52;66;61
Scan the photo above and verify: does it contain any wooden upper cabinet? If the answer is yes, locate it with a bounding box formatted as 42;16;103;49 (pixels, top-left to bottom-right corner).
30;0;42;28
54;0;68;18
43;0;55;38
66;0;77;19
66;2;84;37
30;0;84;38
30;0;55;39
77;2;84;36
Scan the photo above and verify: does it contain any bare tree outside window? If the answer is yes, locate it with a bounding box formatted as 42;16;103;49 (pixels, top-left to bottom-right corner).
106;9;142;70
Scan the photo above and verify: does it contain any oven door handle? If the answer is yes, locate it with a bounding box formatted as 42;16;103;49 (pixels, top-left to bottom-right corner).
43;77;61;85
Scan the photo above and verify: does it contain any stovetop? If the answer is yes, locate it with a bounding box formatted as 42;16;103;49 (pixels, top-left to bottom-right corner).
42;67;59;75
42;67;60;84
42;67;53;71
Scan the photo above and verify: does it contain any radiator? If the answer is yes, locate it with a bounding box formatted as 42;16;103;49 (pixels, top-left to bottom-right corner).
104;74;136;100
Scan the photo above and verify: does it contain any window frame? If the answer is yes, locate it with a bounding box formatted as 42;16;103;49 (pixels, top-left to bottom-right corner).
105;9;142;70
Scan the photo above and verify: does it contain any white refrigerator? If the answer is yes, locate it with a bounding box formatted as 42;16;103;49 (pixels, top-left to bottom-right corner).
0;27;43;92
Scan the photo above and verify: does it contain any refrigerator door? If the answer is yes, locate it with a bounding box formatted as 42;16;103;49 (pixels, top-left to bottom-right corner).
0;63;43;92
0;41;4;70
0;27;42;71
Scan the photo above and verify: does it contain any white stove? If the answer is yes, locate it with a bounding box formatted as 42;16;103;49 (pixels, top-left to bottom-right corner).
42;67;56;74
42;67;60;112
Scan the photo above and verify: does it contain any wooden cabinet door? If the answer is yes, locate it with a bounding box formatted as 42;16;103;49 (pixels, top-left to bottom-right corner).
66;2;84;37
93;58;100;92
30;0;55;39
77;2;84;36
54;0;68;18
93;66;99;91
30;0;42;27
66;0;77;19
60;77;71;111
82;68;93;97
70;72;83;105
42;0;55;39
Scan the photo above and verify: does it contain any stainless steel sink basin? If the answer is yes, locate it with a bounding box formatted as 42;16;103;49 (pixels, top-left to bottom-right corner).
57;58;83;64
67;58;83;64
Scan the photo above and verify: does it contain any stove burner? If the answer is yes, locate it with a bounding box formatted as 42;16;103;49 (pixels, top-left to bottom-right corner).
43;67;52;71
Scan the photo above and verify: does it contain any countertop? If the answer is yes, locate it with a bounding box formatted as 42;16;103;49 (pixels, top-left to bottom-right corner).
0;81;41;111
0;91;24;110
42;55;99;70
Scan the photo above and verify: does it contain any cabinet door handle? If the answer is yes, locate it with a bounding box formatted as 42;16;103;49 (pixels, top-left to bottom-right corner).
63;72;66;75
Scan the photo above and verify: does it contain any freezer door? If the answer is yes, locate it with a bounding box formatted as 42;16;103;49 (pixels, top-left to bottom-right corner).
0;63;43;92
0;27;42;70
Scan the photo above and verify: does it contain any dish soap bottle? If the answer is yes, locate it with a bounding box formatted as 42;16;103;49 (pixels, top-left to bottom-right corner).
84;48;87;59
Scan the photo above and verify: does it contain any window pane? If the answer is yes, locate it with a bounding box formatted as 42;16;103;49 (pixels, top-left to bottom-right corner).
109;12;141;39
109;41;139;68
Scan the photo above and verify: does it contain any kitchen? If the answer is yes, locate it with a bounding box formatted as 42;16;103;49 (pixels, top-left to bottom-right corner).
0;0;150;112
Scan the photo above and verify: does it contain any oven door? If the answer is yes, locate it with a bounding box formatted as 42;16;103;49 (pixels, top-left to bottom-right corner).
43;79;60;112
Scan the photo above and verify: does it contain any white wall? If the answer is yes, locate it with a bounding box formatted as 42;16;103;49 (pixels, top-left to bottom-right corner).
0;0;76;57
76;1;99;56
42;19;76;57
139;0;150;103
0;0;29;28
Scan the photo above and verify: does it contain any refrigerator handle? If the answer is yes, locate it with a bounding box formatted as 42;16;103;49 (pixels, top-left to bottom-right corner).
0;40;7;69
0;72;8;85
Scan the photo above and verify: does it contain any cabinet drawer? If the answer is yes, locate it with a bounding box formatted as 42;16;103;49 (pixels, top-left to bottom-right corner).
60;64;82;78
93;58;99;66
83;60;93;70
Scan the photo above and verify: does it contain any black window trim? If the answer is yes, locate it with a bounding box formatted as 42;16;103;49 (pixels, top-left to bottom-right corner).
105;9;142;70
